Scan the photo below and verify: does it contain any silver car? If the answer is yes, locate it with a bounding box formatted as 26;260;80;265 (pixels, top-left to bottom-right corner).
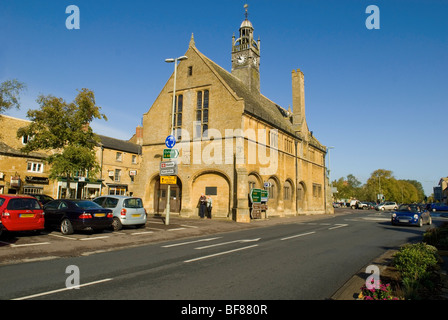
376;201;398;211
93;196;147;231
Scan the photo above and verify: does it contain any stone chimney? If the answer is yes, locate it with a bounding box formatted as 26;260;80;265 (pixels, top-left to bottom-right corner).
135;125;143;145
292;69;306;133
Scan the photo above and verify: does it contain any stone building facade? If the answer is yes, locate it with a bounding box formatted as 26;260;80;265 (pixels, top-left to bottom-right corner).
0;115;141;199
133;12;333;221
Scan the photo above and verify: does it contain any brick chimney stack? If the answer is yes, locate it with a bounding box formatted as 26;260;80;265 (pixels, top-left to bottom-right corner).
292;69;306;133
135;125;143;145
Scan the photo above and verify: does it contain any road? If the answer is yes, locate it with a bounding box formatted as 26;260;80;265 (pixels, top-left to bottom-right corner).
0;209;445;305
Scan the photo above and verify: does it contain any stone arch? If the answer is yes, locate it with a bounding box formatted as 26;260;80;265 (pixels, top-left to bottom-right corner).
283;178;295;211
297;181;307;212
151;174;183;214
266;175;281;212
191;170;231;218
248;171;263;190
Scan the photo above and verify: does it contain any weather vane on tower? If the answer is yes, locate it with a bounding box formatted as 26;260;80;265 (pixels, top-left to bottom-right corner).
244;4;249;19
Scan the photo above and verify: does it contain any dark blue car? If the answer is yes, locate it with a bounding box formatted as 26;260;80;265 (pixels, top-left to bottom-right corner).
429;203;448;212
391;204;432;227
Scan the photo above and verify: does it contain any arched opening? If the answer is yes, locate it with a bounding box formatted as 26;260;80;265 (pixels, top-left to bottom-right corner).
297;181;307;212
191;171;231;218
153;176;182;214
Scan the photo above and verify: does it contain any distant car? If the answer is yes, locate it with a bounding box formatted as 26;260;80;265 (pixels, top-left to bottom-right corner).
93;196;147;231
376;201;398;211
391;204;432;227
429;203;448;212
27;194;54;205
44;199;113;235
332;202;341;208
0;195;45;234
358;202;371;210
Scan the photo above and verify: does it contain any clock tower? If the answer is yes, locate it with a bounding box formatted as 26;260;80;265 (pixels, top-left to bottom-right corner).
231;4;261;92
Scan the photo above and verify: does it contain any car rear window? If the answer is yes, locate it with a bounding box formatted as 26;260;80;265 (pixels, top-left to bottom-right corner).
124;198;143;208
7;198;41;210
73;201;102;209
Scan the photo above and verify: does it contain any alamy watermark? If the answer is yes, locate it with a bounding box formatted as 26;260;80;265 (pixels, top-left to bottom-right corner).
65;5;80;30
172;126;279;176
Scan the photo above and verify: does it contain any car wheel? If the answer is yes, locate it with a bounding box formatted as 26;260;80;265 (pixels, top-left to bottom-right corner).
61;218;74;235
111;217;122;231
381;207;385;211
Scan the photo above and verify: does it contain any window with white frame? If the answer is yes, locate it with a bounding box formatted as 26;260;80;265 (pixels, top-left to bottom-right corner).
114;169;121;182
27;161;44;173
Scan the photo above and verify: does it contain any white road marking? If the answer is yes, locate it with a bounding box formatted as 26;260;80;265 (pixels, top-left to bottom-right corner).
195;238;260;250
280;231;316;241
79;236;109;241
13;278;113;300
328;224;348;230
0;241;50;248
162;237;222;248
48;234;77;240
167;227;186;231
184;245;259;263
131;231;154;235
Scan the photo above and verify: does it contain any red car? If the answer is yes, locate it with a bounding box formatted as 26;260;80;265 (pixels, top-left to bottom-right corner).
0;195;45;233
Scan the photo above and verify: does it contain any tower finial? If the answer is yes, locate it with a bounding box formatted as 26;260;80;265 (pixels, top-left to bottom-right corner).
244;4;249;19
189;33;195;47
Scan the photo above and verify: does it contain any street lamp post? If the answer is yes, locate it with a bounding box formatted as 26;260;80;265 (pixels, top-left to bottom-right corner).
164;55;187;225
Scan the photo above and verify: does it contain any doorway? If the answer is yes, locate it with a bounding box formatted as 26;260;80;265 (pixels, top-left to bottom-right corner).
154;176;182;214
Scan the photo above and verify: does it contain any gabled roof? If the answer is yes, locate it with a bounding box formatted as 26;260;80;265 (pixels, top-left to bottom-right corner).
194;46;297;137
192;45;325;151
97;135;141;154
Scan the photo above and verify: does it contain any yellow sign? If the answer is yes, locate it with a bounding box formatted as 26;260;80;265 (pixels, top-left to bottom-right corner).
160;176;177;185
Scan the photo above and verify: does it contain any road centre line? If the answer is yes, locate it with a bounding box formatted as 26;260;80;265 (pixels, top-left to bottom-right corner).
280;231;316;241
328;224;348;230
162;237;222;248
195;238;261;250
13;278;113;300
184;245;259;263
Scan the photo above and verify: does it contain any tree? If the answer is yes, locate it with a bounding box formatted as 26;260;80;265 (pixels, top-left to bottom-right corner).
332;174;363;200
0;79;26;114
17;88;107;198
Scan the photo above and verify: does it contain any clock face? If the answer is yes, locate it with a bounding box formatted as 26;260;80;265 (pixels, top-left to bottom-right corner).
236;54;246;65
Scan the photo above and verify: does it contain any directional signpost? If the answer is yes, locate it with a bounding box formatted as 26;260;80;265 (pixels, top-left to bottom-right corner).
159;161;178;176
163;149;179;159
162;135;178;226
250;188;269;219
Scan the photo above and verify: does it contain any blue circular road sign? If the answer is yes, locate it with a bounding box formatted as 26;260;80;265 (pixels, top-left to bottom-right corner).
165;135;176;148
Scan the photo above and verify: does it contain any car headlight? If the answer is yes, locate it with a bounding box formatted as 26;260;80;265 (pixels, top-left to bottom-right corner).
414;214;418;219
392;213;397;218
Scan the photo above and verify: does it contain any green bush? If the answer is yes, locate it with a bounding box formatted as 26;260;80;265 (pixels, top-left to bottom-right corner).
393;243;438;281
393;243;440;299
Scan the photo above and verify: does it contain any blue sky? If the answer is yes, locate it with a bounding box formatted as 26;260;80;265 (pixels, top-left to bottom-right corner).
1;0;447;196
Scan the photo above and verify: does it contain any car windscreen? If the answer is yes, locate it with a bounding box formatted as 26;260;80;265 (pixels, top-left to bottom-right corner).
397;205;419;212
124;198;143;208
73;201;103;209
7;198;41;210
